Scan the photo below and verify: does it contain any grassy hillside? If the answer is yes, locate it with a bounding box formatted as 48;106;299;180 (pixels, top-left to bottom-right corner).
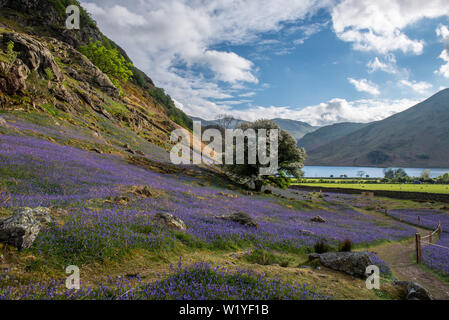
2;0;449;301
0;0;192;131
306;89;449;167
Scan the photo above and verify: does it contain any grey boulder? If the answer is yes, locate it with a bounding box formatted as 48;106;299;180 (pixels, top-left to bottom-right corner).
155;213;186;230
395;281;433;300
311;215;327;223
217;212;258;228
309;252;373;278
0;208;41;250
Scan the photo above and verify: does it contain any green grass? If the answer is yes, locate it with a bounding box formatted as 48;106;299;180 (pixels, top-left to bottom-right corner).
293;178;380;183
293;183;449;194
244;249;293;267
103;97;129;117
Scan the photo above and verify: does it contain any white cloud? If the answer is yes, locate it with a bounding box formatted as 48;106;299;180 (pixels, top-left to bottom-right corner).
81;0;331;118
239;92;257;97
367;56;397;74
201;51;258;84
399;80;432;94
230;98;418;126
332;0;449;54
293;21;329;45
348;78;380;96
83;3;147;27
435;24;449;78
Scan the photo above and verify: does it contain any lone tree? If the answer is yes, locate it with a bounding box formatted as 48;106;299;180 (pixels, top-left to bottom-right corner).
216;114;241;130
224;119;306;190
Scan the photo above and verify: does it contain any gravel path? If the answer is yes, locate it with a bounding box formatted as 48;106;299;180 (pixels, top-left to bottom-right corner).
372;238;449;300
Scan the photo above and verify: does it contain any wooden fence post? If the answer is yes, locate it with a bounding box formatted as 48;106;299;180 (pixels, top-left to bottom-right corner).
429;231;433;244
418;216;421;225
438;222;442;236
415;233;422;264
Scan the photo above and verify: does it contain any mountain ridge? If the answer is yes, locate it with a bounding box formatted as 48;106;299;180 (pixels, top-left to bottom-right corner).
190;116;319;140
298;122;369;153
305;89;449;167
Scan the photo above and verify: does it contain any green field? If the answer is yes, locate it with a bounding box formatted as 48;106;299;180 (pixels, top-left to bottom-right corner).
292;183;449;194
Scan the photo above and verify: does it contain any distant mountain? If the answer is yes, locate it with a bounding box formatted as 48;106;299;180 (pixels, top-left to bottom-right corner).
271;118;319;140
190;117;222;127
190;116;318;140
298;122;368;152
306;89;449;167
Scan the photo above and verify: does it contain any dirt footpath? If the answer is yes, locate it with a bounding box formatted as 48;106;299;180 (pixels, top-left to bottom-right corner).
372;238;449;300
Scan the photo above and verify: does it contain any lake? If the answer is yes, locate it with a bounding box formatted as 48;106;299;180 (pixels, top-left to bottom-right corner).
303;166;449;178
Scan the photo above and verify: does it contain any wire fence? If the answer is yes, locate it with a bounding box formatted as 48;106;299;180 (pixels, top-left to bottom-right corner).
415;222;448;264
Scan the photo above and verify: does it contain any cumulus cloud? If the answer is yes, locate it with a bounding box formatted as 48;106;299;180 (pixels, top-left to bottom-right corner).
201;51;258;84
229;98;418;126
399;80;432;94
81;0;330;118
83;3;147;27
348;78;380;96
80;1;440;125
435;24;449;78
367;56;398;74
331;0;449;54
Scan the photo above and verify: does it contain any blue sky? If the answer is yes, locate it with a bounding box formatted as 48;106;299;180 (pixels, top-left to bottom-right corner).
81;0;449;126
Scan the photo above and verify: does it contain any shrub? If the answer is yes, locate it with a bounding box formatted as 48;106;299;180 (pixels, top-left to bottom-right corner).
314;239;330;254
338;238;352;252
44;68;55;81
147;87;192;129
267;175;290;189
6;41;18;65
79;41;133;87
245;249;290;266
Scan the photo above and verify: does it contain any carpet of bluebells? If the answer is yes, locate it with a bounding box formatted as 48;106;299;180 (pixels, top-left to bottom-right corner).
366;251;394;279
0;134;417;255
0;262;330;300
387;209;449;278
387;209;449;230
422;233;449;278
0;130;433;299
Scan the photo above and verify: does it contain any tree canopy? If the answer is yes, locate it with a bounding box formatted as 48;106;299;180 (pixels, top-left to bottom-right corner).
224;119;306;189
79;41;133;87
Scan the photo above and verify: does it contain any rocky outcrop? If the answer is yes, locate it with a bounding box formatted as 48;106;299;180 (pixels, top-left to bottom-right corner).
0;0;103;48
3;32;64;82
64;46;119;98
0;208;41;250
309;252;372;278
0;207;54;250
31;207;53;225
394;281;433;300
218;212;258;228
0;115;9;128
155;213;186;230
0;59;30;95
50;83;79;107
